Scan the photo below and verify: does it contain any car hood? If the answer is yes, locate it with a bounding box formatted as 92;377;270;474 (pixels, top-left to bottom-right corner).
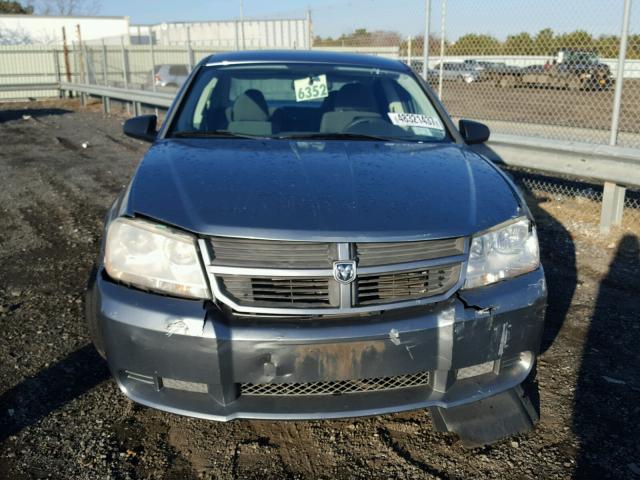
125;139;522;241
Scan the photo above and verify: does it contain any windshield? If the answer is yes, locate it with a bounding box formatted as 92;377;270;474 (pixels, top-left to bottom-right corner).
169;63;449;142
561;51;599;64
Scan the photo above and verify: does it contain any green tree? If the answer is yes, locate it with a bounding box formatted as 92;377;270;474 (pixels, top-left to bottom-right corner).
503;32;535;55
401;34;441;57
448;34;501;55
0;0;33;13
555;30;594;50
628;34;640;59
534;28;555;53
595;35;619;58
315;28;400;48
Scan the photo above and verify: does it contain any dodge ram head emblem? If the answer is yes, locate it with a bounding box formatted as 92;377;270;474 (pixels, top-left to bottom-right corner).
333;261;356;284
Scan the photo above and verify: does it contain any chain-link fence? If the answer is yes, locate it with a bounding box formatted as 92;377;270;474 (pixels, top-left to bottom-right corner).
501;165;640;237
421;0;640;151
508;167;640;236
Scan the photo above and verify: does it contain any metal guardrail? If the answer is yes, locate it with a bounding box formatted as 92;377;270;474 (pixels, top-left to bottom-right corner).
0;83;59;92
14;81;637;233
488;134;640;187
485;135;640;232
59;82;174;114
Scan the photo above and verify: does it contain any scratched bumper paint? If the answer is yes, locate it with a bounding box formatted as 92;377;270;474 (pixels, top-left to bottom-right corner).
88;267;546;421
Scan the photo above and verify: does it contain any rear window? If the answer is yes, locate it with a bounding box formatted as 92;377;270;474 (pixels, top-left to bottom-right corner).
169;65;188;76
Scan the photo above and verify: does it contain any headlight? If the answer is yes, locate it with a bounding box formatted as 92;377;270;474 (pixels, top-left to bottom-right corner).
463;217;540;289
104;217;210;299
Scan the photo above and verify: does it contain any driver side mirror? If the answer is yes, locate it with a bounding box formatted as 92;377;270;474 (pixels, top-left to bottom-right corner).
458;119;490;144
123;115;157;142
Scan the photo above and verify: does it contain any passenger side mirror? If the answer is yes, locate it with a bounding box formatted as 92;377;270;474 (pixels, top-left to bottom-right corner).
123;115;157;142
458;119;490;144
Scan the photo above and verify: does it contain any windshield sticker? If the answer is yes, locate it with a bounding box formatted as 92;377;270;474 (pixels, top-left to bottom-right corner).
294;74;329;102
388;112;444;130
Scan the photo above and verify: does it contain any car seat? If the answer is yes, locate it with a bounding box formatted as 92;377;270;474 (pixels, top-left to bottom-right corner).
227;89;273;136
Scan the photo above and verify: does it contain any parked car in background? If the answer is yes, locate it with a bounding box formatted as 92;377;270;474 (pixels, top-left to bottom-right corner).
519;49;613;90
152;64;190;88
462;59;489;71
88;50;546;447
473;61;524;87
408;59;440;81
432;62;480;83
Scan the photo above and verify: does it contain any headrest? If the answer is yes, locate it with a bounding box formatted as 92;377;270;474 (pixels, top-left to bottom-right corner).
232;89;269;121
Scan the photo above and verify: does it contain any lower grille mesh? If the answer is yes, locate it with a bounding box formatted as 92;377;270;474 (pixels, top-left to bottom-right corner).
241;371;430;396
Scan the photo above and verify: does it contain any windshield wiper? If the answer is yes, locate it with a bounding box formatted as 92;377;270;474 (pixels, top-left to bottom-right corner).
171;130;265;139
276;132;397;142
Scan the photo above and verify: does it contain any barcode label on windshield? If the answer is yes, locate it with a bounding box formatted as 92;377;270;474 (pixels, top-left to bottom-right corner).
388;113;444;130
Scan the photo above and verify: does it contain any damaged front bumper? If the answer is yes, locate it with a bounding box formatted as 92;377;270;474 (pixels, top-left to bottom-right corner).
87;268;546;422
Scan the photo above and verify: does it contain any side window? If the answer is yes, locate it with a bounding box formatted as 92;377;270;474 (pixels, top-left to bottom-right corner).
172;68;221;132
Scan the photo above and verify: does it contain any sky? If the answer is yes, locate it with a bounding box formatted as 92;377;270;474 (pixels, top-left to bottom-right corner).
97;0;635;41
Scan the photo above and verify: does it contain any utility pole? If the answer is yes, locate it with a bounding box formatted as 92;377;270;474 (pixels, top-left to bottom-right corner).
437;0;447;98
61;27;72;84
600;0;632;233
76;24;85;84
306;8;312;49
609;0;632;146
422;0;431;80
239;0;246;50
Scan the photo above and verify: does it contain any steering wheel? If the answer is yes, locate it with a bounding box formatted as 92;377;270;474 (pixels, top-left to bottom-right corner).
344;117;382;131
344;117;406;136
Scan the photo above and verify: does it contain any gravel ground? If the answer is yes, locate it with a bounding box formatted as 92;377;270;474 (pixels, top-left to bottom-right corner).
0;100;639;480
435;79;640;135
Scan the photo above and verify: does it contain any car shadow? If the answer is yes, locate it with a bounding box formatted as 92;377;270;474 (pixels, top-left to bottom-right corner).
0;108;72;123
0;344;109;443
470;143;578;354
573;234;640;478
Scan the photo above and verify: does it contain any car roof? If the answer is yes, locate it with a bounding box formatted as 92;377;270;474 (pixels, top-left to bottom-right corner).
203;50;410;72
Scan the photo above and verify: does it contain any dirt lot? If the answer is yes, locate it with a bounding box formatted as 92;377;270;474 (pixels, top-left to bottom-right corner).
0;100;639;479
432;78;640;145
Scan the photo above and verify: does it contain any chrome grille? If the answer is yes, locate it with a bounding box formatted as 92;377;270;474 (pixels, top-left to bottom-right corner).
218;275;335;307
241;371;431;396
202;237;466;315
209;237;332;268
356;264;462;306
356;238;464;266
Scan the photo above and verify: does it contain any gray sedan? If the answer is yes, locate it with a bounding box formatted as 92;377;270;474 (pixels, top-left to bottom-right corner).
432;62;480;83
87;50;545;447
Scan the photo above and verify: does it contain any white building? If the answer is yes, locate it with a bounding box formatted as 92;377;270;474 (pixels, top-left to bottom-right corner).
0;14;130;45
130;17;312;49
0;13;311;49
